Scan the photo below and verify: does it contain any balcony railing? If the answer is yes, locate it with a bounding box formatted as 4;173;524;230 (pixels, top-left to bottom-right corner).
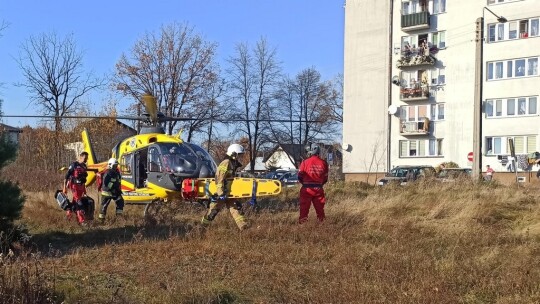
401;11;431;31
400;119;430;135
400;85;430;101
397;54;436;68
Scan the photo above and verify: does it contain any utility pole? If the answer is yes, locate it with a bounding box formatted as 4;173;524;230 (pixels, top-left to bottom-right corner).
472;17;483;179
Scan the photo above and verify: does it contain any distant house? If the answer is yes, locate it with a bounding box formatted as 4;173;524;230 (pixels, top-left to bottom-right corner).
0;123;22;145
263;144;305;170
242;156;267;173
262;143;343;171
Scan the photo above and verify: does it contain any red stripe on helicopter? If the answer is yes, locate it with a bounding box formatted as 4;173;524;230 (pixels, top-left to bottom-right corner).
121;185;134;191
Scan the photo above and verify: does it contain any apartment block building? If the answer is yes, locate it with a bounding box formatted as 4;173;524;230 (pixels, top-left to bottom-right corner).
343;0;540;182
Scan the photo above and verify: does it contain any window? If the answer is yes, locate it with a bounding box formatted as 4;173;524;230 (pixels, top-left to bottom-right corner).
486;96;539;118
509;22;518;39
433;0;446;14
432;31;446;48
437;104;445;120
532;19;539;37
120;153;133;174
431;68;445;85
399;139;444;157
520;20;529;38
486;137;502;155
530;97;538;114
528;58;538;76
507;99;515;115
495;62;503;79
487;0;522;4
486;136;537;155
518;98;526;115
485;100;493;117
403;104;443;122
515;59;526;77
497;23;505;41
148;147;162;172
488;24;496;42
401;32;446;53
487;57;540;80
487;17;540;42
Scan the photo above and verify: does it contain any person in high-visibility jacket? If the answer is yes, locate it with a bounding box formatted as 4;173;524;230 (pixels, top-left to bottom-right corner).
298;145;329;224
98;158;124;221
201;143;248;230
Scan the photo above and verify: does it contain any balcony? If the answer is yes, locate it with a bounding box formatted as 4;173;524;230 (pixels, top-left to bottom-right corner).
400;85;430;101
400;119;430;136
401;11;431;31
396;46;439;69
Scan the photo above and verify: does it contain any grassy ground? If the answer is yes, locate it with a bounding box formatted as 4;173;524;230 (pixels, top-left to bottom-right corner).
2;180;540;303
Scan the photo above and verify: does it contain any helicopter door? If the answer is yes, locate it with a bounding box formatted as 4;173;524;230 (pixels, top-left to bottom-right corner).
134;150;148;188
146;146;163;187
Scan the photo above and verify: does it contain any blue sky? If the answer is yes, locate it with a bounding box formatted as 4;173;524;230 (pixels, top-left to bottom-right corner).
0;0;344;127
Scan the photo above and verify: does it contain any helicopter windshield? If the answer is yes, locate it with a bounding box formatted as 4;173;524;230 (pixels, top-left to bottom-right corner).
186;143;217;174
158;143;198;175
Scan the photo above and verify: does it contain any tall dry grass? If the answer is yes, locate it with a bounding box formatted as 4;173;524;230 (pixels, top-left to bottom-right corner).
4;179;540;303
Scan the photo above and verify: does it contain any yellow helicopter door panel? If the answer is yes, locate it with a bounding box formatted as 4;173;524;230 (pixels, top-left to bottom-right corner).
193;178;281;199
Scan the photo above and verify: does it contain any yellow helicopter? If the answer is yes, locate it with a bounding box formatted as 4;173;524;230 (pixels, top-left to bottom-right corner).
82;94;282;217
9;94;282;218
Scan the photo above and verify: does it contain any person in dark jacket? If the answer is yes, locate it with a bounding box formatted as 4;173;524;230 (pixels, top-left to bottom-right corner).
298;145;329;223
98;158;124;221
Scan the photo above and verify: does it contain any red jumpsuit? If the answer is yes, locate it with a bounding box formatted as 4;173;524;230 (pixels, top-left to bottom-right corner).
298;155;329;223
65;161;88;224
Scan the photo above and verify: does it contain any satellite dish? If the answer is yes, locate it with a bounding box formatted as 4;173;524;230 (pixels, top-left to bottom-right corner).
392;76;400;86
388;105;399;115
342;143;352;152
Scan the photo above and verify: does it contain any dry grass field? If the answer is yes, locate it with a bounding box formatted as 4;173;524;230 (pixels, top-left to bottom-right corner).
2;179;540;303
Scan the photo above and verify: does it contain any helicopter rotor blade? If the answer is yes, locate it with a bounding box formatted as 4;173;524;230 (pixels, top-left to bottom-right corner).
1;115;146;120
141;94;158;124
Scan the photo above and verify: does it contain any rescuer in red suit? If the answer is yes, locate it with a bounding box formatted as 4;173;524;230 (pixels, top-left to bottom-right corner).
298;145;329;224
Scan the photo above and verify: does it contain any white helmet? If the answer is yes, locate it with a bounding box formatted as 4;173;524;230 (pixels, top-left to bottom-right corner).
226;144;245;158
306;145;320;156
108;158;119;169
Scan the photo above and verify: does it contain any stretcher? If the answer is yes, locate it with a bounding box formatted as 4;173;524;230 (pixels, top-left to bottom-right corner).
181;177;282;200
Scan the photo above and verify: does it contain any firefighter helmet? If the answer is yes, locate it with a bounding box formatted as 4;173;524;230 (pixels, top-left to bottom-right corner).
226;144;245;158
108;158;119;169
306;145;320;156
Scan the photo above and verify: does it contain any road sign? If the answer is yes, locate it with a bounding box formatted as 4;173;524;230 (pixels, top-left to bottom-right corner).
467;152;473;162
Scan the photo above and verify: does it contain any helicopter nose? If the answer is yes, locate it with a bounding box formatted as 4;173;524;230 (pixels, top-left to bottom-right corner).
199;164;212;178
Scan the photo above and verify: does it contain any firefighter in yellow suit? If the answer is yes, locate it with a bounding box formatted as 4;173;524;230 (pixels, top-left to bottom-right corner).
201;143;248;230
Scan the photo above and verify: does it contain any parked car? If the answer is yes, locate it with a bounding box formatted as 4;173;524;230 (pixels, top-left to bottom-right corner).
279;171;299;187
263;169;290;180
377;165;436;186
437;168;472;182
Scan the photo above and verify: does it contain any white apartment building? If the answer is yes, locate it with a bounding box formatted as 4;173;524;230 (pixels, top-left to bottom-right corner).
343;0;540;183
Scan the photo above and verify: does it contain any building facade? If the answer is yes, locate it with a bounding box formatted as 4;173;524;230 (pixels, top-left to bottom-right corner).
343;0;540;182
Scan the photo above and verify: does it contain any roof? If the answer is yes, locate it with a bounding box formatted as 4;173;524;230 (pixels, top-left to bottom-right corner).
242;156;266;171
262;144;305;164
0;123;22;133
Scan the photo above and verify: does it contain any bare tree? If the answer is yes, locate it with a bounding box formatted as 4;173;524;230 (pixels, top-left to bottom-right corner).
268;68;338;148
16;32;102;132
114;23;220;135
227;38;281;173
323;73;343;123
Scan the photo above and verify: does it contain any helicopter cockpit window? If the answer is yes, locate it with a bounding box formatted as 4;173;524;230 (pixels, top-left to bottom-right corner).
120;153;132;174
148;147;162;172
187;143;217;172
159;143;198;174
